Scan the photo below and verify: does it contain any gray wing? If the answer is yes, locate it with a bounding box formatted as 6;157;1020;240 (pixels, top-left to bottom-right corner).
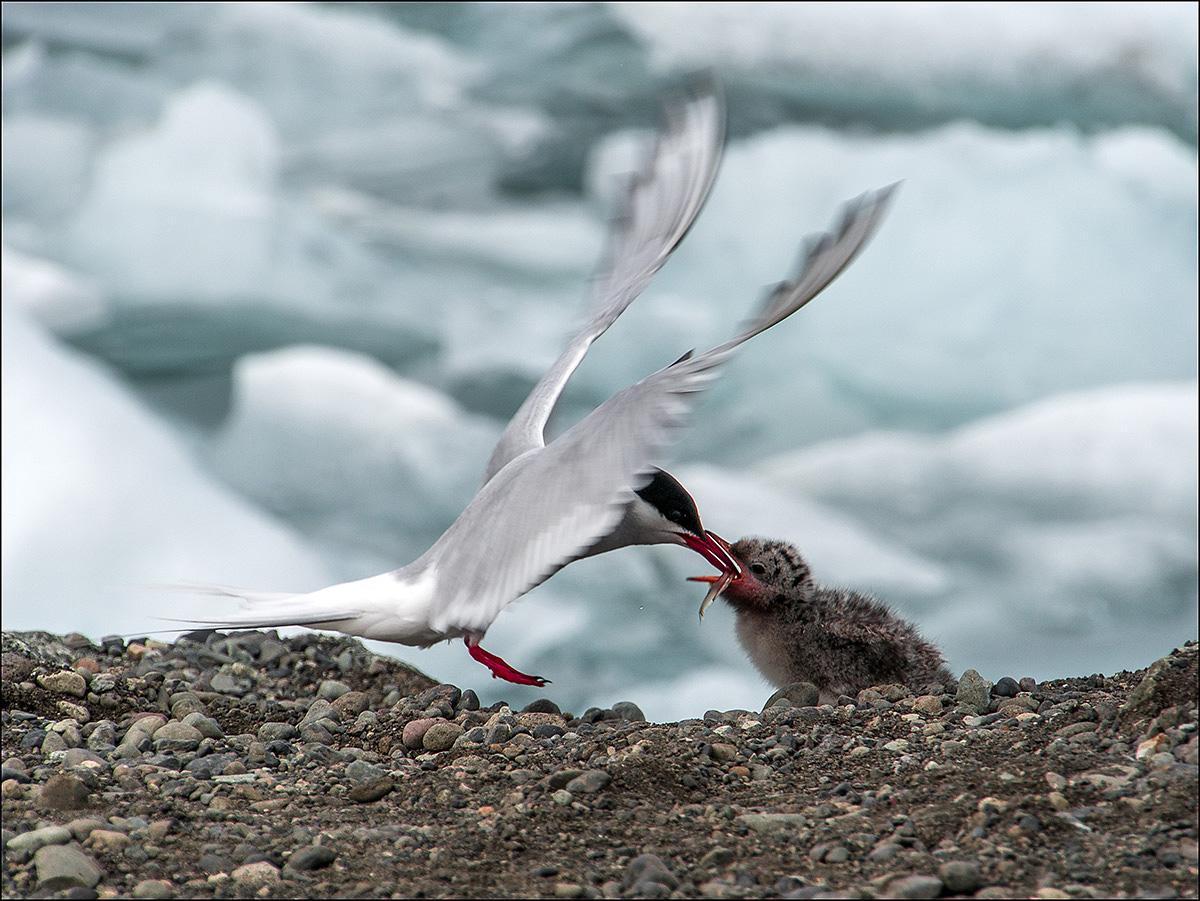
430;183;899;635
482;83;725;483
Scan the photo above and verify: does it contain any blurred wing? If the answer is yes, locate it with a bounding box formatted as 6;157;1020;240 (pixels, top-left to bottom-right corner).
432;184;898;635
482;82;725;483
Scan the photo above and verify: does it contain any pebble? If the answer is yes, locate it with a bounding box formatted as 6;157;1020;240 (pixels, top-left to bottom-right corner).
765;682;820;710
6;825;72;852
34;844;102;890
231;860;281;889
347;777;394;803
285;844;338;871
37;670;87;698
132;879;174;899
938;860;984;893
622;853;679;893
423;721;464;751
38;774;90;810
955;669;993;715
564;769;611;794
887;874;945;899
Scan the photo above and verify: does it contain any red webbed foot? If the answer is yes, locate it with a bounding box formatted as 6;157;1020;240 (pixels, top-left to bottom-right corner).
465;639;550;687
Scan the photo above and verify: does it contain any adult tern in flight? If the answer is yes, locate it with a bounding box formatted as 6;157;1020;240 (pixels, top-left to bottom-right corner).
188;85;897;686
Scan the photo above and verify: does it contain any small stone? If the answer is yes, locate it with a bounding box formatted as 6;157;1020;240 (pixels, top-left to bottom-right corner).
6;825;73;852
709;742;738;762
993;676;1020;697
231;860;280;889
912;695;943;716
699;847;735;868
257;722;299;743
554;882;585;899
423;722;464;751
285;844;337;871
39;774;90;810
734;813;807;833
37;670;87;698
956;670;993;715
766;682;820;710
565;769;611;794
152;720;203;752
180;712;224;739
87;829;131;854
317;679;352;701
611;701;646;722
331;691;370;717
403;718;439;749
887;874;944;899
132;879;174;899
346;760;387;783
347;777;394;803
883;739;910;753
938;860;983;894
34;844;102;890
551;789;573;806
622;854;679;892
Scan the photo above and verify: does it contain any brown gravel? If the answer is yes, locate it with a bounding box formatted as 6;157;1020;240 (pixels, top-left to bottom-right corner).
2;630;1196;899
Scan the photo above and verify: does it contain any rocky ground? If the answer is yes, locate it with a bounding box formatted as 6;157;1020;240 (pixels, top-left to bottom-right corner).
1;630;1196;900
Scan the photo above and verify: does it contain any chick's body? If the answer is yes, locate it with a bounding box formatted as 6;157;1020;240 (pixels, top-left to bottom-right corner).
721;538;955;703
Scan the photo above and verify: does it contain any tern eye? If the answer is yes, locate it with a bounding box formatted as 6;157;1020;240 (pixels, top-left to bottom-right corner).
750;563;767;577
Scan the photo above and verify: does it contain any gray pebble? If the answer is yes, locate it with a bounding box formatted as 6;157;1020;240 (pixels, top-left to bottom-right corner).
565;769;611;794
887;874;944;899
348;776;394;803
38;774;90;810
34;843;102;890
317;679;352;700
955;669;993;715
735;813;807;833
423;722;464;751
169;691;208;719
37;670;87;698
993;676;1020;697
181;712;224;739
938;860;984;893
332;691;370;717
6;825;72;853
622;853;679;892
611;701;646;722
257;722;299;743
699;847;735;868
153;721;203;753
132;878;174;899
346;759;387;783
766;682;821;710
285;844;338;871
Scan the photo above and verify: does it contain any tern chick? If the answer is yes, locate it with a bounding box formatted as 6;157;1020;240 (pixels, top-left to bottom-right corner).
695;537;955;703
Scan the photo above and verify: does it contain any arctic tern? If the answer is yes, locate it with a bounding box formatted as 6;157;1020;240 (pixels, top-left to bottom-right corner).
187;85;897;686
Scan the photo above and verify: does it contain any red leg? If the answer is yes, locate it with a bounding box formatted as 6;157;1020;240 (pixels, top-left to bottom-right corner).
465;639;549;687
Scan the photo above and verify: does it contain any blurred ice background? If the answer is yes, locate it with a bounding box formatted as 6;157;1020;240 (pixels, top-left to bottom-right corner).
2;1;1196;722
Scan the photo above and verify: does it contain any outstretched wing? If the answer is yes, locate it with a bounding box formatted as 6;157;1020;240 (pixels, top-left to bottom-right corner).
482;82;725;483
430;184;899;634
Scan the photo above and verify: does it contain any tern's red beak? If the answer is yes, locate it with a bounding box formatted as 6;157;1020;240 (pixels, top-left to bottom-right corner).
679;529;741;577
680;530;742;620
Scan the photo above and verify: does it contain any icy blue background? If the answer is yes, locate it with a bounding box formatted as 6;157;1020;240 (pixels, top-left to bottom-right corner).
3;2;1196;720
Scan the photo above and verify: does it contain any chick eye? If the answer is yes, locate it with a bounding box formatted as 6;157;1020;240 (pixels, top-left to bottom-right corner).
669;509;685;524
750;563;767;577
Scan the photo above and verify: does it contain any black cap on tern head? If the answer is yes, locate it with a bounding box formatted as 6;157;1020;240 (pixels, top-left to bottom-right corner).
634;468;705;537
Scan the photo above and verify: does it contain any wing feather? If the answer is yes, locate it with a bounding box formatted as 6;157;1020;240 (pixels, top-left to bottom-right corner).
430;184;899;634
483;82;725;482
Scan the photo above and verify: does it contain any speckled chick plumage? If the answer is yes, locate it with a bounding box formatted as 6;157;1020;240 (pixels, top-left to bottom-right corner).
720;537;955;703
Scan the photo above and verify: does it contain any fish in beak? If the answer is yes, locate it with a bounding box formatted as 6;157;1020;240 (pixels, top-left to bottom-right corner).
685;530;742;620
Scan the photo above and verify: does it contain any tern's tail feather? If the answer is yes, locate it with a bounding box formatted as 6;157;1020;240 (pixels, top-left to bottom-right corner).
168;571;444;646
169;582;365;631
